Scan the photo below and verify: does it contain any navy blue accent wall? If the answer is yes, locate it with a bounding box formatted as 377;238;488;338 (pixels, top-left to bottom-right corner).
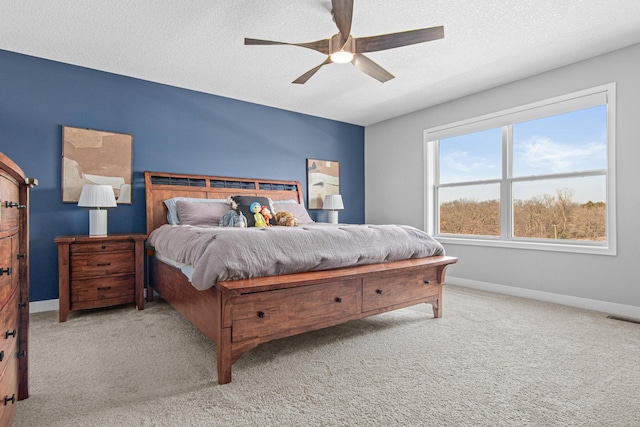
0;49;364;302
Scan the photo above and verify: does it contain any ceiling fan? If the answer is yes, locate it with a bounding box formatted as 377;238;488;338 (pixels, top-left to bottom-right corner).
244;0;444;84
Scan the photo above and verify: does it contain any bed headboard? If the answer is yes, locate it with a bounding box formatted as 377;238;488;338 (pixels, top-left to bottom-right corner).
144;171;304;234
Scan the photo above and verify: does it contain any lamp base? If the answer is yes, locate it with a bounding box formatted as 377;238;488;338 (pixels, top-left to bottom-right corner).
88;209;108;237
328;210;339;224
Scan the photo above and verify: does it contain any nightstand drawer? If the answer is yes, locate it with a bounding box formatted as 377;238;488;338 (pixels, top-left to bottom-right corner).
70;252;135;278
71;275;135;306
70;241;134;254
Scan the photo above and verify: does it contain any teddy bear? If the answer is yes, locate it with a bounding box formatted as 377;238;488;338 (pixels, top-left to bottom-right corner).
274;211;298;227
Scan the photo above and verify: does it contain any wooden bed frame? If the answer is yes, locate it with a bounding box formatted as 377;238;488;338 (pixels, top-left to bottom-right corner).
144;171;458;384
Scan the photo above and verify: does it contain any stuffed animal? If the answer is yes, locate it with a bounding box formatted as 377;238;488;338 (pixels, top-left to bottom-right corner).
250;202;268;227
260;205;273;226
219;209;247;227
274;211;298;227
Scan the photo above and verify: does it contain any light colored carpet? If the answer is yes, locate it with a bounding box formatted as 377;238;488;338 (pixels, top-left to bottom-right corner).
14;285;640;427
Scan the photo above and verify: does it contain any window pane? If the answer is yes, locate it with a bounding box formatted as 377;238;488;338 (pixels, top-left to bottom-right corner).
512;176;606;241
439;184;500;236
439;128;501;183
513;105;607;177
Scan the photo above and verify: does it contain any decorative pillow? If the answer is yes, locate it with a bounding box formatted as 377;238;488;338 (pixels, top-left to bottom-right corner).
273;201;314;224
164;197;227;225
230;196;276;227
175;200;231;226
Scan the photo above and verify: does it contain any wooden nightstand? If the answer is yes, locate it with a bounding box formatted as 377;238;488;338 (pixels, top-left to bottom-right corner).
55;233;146;322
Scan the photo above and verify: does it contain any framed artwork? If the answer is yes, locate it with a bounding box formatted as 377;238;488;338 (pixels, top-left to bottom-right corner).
62;126;133;204
306;158;340;209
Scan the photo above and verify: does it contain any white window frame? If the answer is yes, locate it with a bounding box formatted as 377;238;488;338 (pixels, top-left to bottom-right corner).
423;83;616;256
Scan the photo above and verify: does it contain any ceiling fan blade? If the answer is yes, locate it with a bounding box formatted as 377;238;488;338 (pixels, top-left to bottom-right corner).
354;26;444;53
331;0;353;44
245;38;329;55
292;58;333;84
351;54;394;83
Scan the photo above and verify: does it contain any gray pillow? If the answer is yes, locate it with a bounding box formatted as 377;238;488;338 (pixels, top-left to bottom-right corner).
273;201;314;224
164;197;227;224
175;200;230;226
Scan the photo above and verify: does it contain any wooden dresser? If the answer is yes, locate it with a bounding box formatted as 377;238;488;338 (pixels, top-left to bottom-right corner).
0;152;36;426
55;234;146;322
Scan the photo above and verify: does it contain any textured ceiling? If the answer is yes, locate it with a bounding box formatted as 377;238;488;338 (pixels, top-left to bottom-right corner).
1;1;640;126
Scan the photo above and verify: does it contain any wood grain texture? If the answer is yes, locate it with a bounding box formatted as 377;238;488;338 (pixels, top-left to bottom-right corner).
145;170;458;384
0;152;36;412
56;234;147;322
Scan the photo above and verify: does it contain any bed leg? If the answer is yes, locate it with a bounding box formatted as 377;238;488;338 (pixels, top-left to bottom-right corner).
217;328;233;384
432;300;442;318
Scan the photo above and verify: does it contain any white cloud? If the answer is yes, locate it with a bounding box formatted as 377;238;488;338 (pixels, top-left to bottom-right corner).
516;137;606;173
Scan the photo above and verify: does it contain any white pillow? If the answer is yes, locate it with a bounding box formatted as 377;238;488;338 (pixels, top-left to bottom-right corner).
164;197;227;225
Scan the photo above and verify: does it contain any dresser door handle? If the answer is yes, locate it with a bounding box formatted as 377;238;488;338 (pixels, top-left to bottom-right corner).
335;297;342;303
0;267;10;276
257;311;265;318
3;394;15;405
423;280;431;285
5;201;25;209
0;351;4;362
97;263;111;267
5;329;16;339
97;286;112;291
375;289;383;295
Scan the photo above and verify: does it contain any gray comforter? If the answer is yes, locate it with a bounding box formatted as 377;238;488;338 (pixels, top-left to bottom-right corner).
147;223;445;290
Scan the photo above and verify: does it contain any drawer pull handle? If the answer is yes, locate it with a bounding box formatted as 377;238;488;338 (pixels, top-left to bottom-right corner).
101;245;107;249
97;286;112;291
97;263;111;266
257;311;265;318
0;267;10;276
3;394;15;406
423;280;431;285
375;289;383;295
18;302;27;309
335;297;342;303
5;329;16;339
5;201;25;209
0;351;4;362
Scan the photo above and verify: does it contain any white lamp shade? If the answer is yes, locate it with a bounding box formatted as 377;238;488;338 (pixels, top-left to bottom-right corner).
78;185;117;208
323;194;344;210
78;185;117;237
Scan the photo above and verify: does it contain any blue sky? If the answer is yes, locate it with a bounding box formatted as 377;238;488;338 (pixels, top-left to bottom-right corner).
439;105;607;203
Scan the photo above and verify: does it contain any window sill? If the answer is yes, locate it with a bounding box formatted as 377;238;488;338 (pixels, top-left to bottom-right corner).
435;235;616;256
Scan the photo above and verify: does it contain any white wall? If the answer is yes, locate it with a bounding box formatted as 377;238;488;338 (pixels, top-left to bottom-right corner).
365;43;640;316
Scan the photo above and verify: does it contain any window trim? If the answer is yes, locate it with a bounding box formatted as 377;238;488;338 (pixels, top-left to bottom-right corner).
423;83;617;256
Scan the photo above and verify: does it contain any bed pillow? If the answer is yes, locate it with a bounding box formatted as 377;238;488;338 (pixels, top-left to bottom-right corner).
230;196;276;227
164;197;227;225
273;200;315;224
175;200;230;226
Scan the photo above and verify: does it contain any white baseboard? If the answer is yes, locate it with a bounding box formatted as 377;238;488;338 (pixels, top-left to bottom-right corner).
447;276;640;319
29;298;59;314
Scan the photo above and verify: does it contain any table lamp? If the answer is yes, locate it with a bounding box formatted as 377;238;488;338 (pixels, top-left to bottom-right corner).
323;194;344;224
78;184;117;237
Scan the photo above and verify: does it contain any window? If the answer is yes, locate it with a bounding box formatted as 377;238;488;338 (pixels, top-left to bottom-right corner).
424;84;616;255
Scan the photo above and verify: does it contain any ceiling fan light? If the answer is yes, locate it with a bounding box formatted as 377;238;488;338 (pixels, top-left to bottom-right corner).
330;50;354;64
